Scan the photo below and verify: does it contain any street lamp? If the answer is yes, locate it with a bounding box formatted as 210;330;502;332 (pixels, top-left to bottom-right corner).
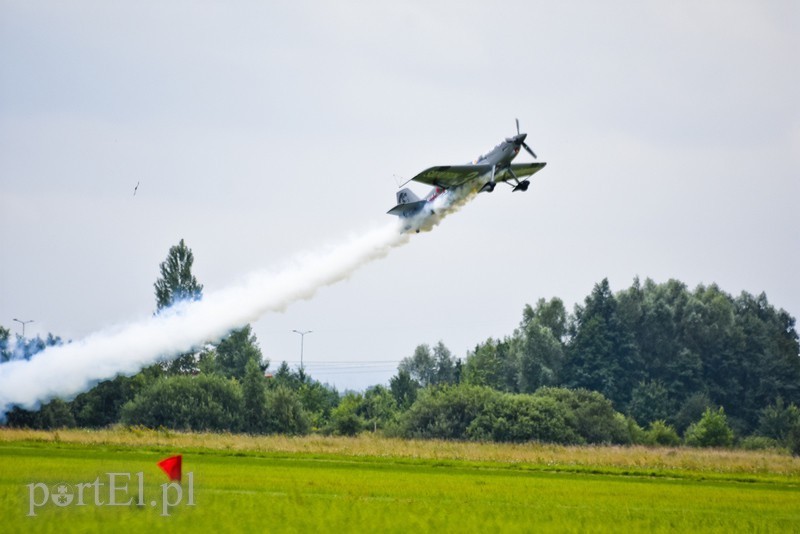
13;318;34;337
292;329;312;369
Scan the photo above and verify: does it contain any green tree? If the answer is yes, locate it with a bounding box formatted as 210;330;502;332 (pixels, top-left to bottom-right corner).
71;372;157;428
153;238;204;375
330;393;366;436
272;361;304;390
0;330;63;363
466;393;577;444
617;278;704;411
563;279;641;408
462;338;517;392
0;325;10;362
432;342;458;385
297;380;340;428
154;238;203;310
120;375;243;431
3;406;38;428
672;392;714;434
522;297;568;342
399;345;436;387
645;420;681;447
685;407;734;448
216;325;266;380
389;369;418;409
264;385;309;435
733;292;800;430
533;387;630;445
758;398;800;443
788;425;800;457
362;385;398;431
514;321;564;393
35;399;76;429
398;342;460;388
399;385;497;440
243;358;269;433
628;380;672;427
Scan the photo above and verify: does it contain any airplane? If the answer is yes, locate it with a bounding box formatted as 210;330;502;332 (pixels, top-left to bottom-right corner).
388;119;546;220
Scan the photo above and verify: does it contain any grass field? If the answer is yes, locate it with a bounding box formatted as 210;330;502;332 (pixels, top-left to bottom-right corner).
2;428;799;532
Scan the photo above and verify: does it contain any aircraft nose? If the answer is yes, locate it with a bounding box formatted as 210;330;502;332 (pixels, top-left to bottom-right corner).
516;133;527;144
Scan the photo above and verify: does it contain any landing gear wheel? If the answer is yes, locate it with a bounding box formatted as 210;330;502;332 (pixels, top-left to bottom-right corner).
513;180;530;192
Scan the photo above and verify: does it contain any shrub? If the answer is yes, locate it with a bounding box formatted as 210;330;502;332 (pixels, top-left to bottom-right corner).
788;424;800;457
625;416;648;445
329;393;365;436
684;407;734;448
739;435;781;451
758;398;800;442
466;394;579;444
646;420;680;447
533;388;630;444
265;385;310;435
399;385;498;440
120;375;243;432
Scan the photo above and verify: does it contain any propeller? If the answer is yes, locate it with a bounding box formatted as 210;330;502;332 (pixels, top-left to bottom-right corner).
522;142;537;159
514;118;537;159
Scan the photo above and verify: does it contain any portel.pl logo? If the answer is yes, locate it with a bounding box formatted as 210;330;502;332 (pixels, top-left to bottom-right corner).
26;454;194;517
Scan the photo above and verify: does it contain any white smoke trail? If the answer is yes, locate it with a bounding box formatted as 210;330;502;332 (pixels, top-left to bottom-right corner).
0;187;476;415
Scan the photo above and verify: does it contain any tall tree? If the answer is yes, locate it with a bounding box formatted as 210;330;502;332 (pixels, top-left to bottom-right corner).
153;238;204;374
563;278;641;409
462;338;517;392
215;325;266;380
362;385;399;431
0;326;10;362
432;341;459;385
514;321;564;393
398;345;437;387
522;297;568;342
242;358;269;433
389;369;418;409
154;238;203;311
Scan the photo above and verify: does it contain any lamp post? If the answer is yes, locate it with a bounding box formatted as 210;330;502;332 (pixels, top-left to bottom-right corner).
13;318;34;338
292;329;312;369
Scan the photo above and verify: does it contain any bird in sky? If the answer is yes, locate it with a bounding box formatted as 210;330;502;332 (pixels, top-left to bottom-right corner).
133;181;140;196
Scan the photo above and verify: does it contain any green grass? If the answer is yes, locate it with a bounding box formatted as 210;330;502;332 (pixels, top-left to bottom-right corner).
1;429;799;532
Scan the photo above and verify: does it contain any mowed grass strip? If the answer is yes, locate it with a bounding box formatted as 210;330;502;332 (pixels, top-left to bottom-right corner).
2;427;799;481
1;430;799;532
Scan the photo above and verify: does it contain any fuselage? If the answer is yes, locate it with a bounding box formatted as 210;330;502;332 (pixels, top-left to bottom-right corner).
472;133;527;168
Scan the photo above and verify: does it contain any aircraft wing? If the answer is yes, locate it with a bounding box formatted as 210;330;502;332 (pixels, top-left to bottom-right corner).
410;165;493;188
411;162;547;188
504;162;547;180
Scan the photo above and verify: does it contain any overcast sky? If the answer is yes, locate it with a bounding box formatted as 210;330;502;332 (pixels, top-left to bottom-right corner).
2;1;798;391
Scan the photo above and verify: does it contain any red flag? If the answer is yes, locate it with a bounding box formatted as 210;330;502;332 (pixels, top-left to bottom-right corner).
157;455;182;482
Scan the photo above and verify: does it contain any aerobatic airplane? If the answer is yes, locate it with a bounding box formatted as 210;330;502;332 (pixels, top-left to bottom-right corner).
388;119;546;220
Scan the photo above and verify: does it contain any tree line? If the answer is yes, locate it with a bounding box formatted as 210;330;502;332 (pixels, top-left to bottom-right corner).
2;239;799;452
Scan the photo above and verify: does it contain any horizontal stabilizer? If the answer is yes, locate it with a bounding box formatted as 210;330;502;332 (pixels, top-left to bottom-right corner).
387;200;427;217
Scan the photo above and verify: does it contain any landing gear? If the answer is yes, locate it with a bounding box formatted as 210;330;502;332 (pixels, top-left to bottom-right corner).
480;164;497;193
512;179;530;192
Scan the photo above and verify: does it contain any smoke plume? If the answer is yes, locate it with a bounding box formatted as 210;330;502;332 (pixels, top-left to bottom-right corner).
0;187;475;416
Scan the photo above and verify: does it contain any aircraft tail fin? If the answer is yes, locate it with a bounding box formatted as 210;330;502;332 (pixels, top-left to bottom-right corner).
387;189;426;217
395;188;420;205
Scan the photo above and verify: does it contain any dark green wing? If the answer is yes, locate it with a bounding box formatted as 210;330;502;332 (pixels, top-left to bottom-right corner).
410;165;493;188
411;162;546;188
